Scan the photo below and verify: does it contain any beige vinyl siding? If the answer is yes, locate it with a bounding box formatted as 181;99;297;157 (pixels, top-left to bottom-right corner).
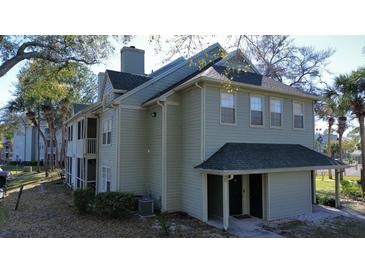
166;102;182;211
98;108;118;192
146;106;162;207
204;86;314;159
267;171;312;220
181;88;203;219
119;107;147;194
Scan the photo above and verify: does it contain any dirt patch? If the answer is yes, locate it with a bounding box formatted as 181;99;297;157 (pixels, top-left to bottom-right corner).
264;216;365;238
0;181;232;238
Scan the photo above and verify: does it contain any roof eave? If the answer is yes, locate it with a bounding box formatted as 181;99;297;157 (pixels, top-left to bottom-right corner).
196;164;351;175
65;102;102;125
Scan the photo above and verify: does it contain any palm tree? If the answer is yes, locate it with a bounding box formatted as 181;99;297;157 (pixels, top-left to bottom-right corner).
335;68;365;193
325;89;351;180
315;93;337;179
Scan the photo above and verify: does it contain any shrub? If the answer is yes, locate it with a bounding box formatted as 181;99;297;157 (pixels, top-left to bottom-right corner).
341;180;364;200
73;188;95;214
94;192;134;219
316;194;336;207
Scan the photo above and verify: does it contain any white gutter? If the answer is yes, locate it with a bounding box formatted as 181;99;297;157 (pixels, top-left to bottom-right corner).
142;75;319;108
196;164;351;176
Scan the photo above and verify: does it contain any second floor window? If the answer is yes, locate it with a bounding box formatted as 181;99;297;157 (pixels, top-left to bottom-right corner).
270;98;282;127
293;101;304;129
250;95;263;126
77;120;84;140
102;119;112;145
220;91;236;124
68;125;73;141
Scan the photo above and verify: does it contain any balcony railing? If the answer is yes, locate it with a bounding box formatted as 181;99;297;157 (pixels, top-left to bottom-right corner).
85;138;96;154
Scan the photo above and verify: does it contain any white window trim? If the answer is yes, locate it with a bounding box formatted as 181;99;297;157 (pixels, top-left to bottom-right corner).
293;100;305;130
219;89;237;126
269;96;283;129
249;94;265;128
102;118;112;146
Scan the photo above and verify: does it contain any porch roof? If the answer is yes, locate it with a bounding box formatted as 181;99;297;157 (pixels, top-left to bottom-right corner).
195;143;348;175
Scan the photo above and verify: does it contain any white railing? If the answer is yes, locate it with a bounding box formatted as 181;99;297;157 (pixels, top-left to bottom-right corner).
85;138;96;154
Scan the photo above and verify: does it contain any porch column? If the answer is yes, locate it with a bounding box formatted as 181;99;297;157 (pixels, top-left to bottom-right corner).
335;169;340;208
311;170;317;204
222;175;230;231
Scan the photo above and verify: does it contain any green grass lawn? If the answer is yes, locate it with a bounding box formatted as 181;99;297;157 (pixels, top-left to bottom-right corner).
6;171;61;191
316;174;365;215
316;175;361;197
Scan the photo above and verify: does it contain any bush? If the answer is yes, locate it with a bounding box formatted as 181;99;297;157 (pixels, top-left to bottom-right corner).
73;188;95;214
94;192;134;219
341;180;364;200
316;194;336;207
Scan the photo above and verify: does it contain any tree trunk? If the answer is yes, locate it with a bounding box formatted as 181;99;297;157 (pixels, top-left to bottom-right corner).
54;132;59;168
327;119;334;179
338;132;344;181
59;99;69;169
358;115;365;195
26;112;49;177
338;116;347;181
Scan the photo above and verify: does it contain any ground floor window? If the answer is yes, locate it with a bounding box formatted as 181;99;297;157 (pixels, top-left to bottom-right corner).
76;158;85;188
101;166;111;192
67;157;73;186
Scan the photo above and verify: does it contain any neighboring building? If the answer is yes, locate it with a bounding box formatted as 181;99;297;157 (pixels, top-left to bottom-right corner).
11;118;61;164
315;132;338;153
65;43;345;229
0;136;12;163
350;150;362;164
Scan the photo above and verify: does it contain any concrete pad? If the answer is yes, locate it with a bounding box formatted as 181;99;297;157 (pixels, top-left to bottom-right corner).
208;216;282;238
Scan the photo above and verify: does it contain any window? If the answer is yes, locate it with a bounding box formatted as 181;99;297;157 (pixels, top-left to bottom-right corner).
250;95;264;126
67;125;73;141
102;119;112;145
220;91;236;124
270;98;283;127
101;167;111;192
293;101;304;129
77;119;84;140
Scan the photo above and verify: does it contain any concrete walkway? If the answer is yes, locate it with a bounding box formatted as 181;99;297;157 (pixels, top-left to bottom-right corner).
208;216;282;238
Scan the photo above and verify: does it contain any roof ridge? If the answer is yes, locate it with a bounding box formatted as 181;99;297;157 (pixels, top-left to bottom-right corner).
106;69;151;78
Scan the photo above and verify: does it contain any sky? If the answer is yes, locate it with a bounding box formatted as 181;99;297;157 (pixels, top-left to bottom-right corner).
1;35;364;131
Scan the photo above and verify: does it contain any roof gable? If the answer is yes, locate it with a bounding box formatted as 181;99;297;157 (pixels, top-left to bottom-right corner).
106;70;151;91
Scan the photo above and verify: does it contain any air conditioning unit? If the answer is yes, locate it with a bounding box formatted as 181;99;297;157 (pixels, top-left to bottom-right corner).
138;197;154;217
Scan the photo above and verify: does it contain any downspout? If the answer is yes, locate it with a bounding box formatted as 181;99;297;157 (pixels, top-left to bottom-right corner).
157;100;167;212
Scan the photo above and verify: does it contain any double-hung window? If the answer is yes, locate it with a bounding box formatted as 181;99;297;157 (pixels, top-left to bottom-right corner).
67;125;73;141
270;98;283;127
220;91;236;124
101;167;111;192
293;101;304;129
102;119;112;145
250;95;264;126
77;120;84;140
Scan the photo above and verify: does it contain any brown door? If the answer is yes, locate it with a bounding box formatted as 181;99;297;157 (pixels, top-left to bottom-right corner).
229;175;242;215
249;174;263;218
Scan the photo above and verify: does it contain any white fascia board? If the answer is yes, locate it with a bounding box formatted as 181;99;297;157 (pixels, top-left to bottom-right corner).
174;76;320;100
196;164;351;175
114;43;224;104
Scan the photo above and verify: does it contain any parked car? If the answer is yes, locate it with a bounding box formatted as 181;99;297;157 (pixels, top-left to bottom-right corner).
0;167;10;180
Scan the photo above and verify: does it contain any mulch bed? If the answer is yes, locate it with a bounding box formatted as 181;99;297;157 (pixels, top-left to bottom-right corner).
0;181;232;238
